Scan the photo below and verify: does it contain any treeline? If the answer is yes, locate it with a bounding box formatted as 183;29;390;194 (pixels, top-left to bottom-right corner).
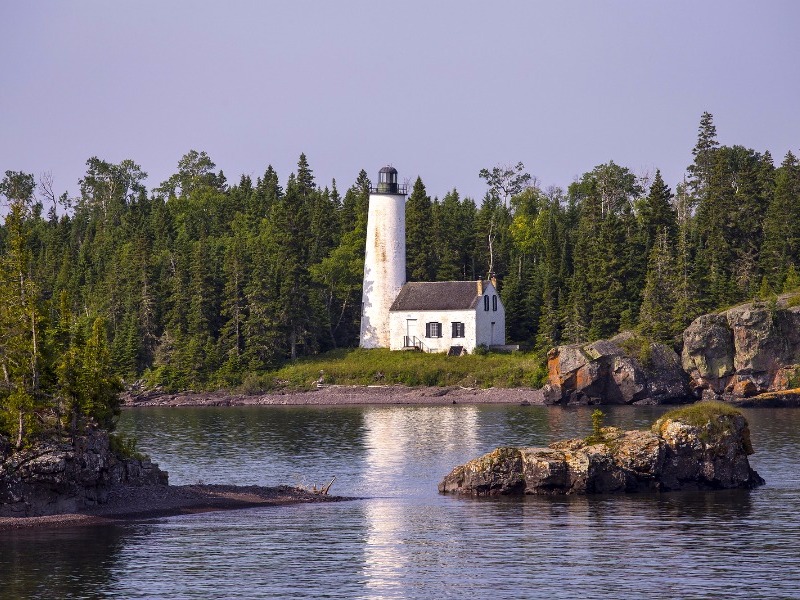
1;112;799;399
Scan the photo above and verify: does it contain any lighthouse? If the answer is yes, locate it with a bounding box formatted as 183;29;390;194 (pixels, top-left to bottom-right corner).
360;166;407;348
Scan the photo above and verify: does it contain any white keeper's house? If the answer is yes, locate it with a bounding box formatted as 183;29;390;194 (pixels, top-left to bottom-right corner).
359;166;506;354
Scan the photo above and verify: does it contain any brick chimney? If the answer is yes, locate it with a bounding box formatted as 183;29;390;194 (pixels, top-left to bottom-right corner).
477;279;483;295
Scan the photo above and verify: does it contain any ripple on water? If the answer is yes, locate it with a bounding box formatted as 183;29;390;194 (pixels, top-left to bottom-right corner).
1;405;799;599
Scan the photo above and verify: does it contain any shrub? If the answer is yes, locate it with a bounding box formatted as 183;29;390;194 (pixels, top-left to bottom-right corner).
109;433;146;461
619;333;654;367
585;409;606;444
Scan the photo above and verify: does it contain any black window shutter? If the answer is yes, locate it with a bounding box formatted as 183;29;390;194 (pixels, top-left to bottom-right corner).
425;322;431;338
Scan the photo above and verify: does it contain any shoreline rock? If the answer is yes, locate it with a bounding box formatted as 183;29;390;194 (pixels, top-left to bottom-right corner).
682;296;800;397
1;430;168;518
1;429;350;528
543;331;692;406
439;402;764;496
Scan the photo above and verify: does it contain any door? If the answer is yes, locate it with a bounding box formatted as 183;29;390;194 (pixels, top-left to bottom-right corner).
406;319;417;346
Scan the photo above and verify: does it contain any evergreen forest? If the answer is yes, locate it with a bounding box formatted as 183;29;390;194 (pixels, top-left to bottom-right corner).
2;112;799;436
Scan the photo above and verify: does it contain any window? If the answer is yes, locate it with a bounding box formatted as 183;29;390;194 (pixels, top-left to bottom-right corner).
452;322;465;338
492;295;498;311
483;295;489;311
425;322;442;338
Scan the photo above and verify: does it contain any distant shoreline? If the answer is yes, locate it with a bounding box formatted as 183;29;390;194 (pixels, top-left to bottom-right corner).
0;484;348;532
121;385;545;408
120;385;800;409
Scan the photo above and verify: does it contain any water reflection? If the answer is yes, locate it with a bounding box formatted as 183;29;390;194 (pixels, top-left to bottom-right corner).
2;405;796;599
360;406;480;595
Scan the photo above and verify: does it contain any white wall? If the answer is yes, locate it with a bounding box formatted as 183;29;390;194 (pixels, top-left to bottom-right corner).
360;191;406;348
389;309;477;352
475;282;506;347
388;283;506;353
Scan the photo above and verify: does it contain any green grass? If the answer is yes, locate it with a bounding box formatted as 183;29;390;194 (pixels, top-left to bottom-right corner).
235;348;549;393
655;400;740;426
651;400;742;439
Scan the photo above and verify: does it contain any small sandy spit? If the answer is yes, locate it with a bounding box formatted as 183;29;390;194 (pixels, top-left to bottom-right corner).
0;484;345;532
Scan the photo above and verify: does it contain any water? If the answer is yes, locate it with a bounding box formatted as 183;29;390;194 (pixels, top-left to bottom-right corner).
2;404;800;599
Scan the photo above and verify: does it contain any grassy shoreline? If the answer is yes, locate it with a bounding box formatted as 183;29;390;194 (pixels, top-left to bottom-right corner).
231;348;549;394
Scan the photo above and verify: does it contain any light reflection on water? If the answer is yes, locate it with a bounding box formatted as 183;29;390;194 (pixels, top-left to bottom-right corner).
1;405;799;599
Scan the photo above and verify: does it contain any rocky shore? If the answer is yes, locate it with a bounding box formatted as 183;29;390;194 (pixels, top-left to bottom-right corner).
542;296;800;406
439;402;764;496
121;384;544;407
0;430;346;529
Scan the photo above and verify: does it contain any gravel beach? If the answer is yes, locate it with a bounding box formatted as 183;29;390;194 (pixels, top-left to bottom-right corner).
122;384;545;407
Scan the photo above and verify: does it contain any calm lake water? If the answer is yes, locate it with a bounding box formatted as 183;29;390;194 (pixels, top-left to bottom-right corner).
2;404;800;599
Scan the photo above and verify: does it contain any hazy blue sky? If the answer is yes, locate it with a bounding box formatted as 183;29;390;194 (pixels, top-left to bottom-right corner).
2;1;799;203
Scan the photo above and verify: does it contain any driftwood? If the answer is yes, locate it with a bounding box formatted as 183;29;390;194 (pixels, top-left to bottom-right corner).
310;476;336;496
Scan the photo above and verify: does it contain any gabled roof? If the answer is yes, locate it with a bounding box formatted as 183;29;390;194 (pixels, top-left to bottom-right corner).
389;281;494;312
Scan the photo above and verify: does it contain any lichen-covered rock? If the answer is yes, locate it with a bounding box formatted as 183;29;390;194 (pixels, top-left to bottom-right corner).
653;409;760;490
438;403;764;496
682;298;800;396
0;430;168;517
545;332;691;405
440;447;526;496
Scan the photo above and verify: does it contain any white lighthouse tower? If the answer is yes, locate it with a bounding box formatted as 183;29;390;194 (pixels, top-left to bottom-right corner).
360;166;407;348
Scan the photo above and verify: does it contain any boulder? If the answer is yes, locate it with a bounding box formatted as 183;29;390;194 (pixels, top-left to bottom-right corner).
438;402;764;495
682;298;800;396
0;430;168;517
545;332;691;405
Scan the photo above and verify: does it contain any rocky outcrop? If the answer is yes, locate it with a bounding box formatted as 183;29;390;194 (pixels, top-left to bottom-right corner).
438;403;764;495
682;298;800;397
543;332;691;405
0;430;168;517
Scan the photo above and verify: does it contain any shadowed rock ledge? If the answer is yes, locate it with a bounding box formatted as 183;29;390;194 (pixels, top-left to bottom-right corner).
1;430;348;526
438;402;764;495
1;430;168;517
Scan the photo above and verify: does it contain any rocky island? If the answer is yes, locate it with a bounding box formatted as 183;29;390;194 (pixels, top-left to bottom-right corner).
439;402;764;496
0;430;343;530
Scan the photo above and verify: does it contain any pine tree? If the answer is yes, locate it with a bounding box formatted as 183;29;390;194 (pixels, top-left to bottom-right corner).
784;265;800;292
79;317;123;430
760;152;800;287
687;111;719;200
433;189;470;281
639;170;677;255
536;196;564;351
638;229;679;342
263;172;316;360
405;177;435;281
217;216;250;381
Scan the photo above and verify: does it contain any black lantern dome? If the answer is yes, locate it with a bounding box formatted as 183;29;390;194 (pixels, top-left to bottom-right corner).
376;166;399;194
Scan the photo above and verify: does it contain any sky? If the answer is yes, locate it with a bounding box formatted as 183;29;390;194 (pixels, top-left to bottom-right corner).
2;1;799;205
